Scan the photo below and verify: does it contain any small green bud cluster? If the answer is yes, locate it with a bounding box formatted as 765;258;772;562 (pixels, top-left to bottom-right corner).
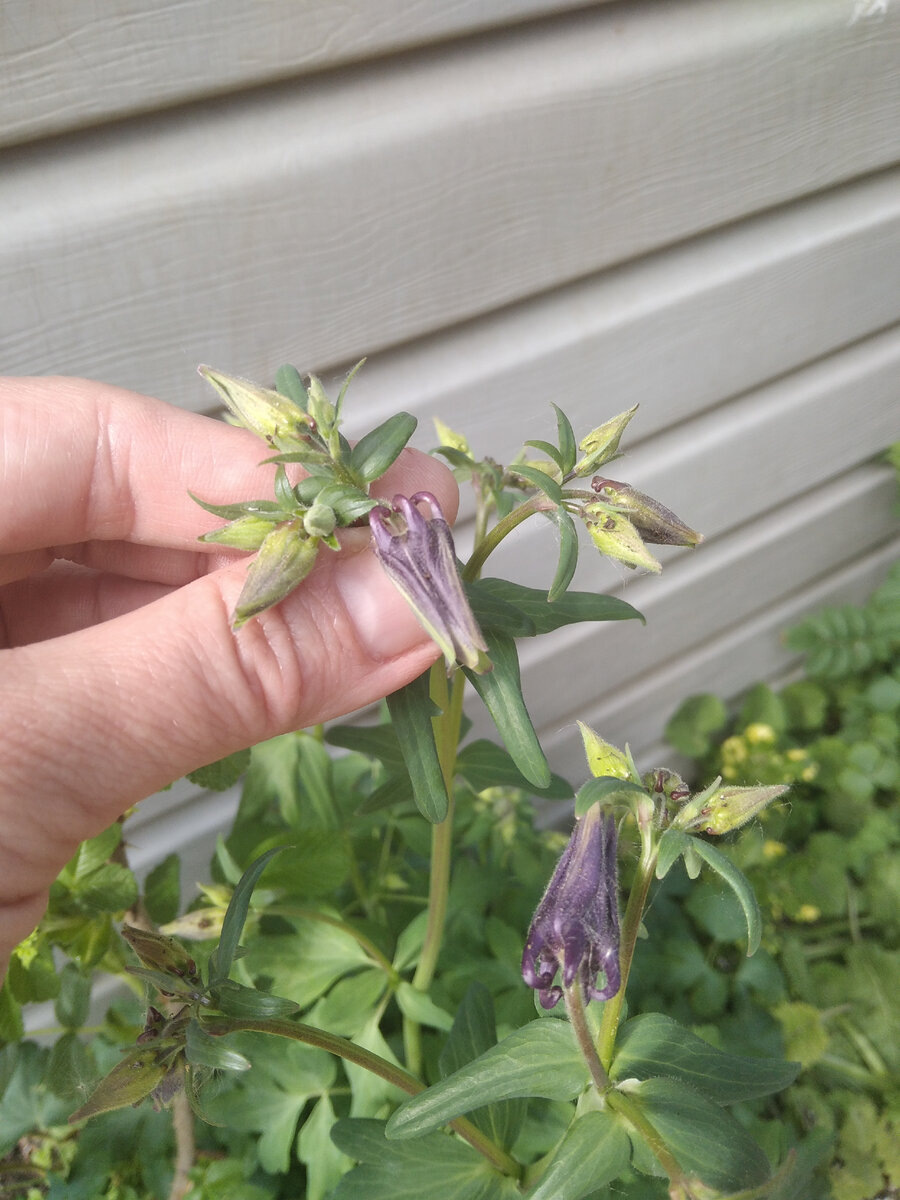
193;363;418;628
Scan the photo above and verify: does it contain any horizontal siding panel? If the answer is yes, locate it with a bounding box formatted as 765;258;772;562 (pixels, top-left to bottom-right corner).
0;0;601;148
2;0;898;404
337;169;900;454
542;536;900;780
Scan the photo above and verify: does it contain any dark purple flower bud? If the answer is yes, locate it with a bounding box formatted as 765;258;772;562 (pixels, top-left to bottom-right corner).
369;492;491;673
522;806;621;1009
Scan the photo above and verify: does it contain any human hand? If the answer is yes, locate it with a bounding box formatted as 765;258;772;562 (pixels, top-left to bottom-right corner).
0;376;457;972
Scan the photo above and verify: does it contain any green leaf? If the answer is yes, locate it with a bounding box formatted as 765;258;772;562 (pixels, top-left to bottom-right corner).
629;1077;771;1192
257;832;351;897
386;1019;589;1139
46;1032;97;1102
456;740;572;800
474;578;642;632
464;579;536;637
655;828;692;880
206;979;300;1019
438;983;526;1152
386;671;449;823
463;634;550;789
331;1119;520;1200
143;854;181;926
309;481;379;525
54;963;91;1030
299;1094;351;1200
187;749;251;792
0;1044;70;1154
545;507;579;602
275;364;310;410
512;464;563;502
75;862;138;915
209;847;285;984
189;492;288;521
524;438;566;474
664;693;729;758
185;1019;251;1072
552;404;578;476
395;982;454;1031
69;823;122;882
325;721;405;773
68;1046;169;1122
243;921;371;1008
527;1110;630;1199
0;979;23;1043
611;1014;799;1102
574;776;648;817
689;837;763;955
350;412;418;483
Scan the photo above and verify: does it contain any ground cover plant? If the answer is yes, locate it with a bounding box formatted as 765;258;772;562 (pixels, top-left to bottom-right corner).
0;364;864;1199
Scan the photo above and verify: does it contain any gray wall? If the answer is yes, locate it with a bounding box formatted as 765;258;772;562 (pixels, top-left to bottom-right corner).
3;0;898;879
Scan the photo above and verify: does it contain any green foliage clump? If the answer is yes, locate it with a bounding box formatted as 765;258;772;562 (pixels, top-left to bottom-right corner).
662;563;900;1199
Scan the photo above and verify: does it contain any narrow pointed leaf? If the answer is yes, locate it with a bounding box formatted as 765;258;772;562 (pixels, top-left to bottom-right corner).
325;722;405;773
386;672;449;823
475;578;643;631
552;404;578;476
629;1078;771;1191
350;413;418;483
189;493;287;521
386;1019;589;1139
524;439;566;474
207;979;300;1019
527;1111;630;1200
511;464;563;501
611;1014;800;1102
185;1019;251;1072
209;847;285;983
546;507;579;601
655;828;693;880
689;837;763;955
463;634;550;789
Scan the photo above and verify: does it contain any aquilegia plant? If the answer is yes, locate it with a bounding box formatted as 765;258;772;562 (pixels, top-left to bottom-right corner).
34;362;810;1198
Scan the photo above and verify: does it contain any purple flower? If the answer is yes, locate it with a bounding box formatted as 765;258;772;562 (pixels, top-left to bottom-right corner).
369;492;490;674
522;806;621;1010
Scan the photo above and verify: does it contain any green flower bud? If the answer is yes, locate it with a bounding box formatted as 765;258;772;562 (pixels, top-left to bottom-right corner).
199;514;279;551
433;417;470;455
306;375;336;434
582;506;661;573
232;520;320;629
579;722;630;780
591;478;702;547
120;925;200;982
674;782;790;835
303;503;337;538
573;405;638;476
199;365;312;446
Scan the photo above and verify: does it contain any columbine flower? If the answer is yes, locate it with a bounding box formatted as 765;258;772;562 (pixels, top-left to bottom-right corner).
522;805;620;1009
369;492;490;673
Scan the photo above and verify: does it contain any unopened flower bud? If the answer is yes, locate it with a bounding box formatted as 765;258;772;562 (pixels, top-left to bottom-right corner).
200;514;279;551
590;478;702;547
582;506;661;573
433;418;470;455
573;405;638;476
232;520;320;629
303;503;337;538
198;365;311;446
675;783;790;835
578;722;630;780
121;925;199;982
306;375;336;434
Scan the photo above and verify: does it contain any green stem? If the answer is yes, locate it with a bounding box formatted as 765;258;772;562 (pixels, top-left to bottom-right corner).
605;1090;687;1187
201;1015;520;1178
462;495;555;582
597;822;657;1071
403;667;466;1076
563;982;611;1093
